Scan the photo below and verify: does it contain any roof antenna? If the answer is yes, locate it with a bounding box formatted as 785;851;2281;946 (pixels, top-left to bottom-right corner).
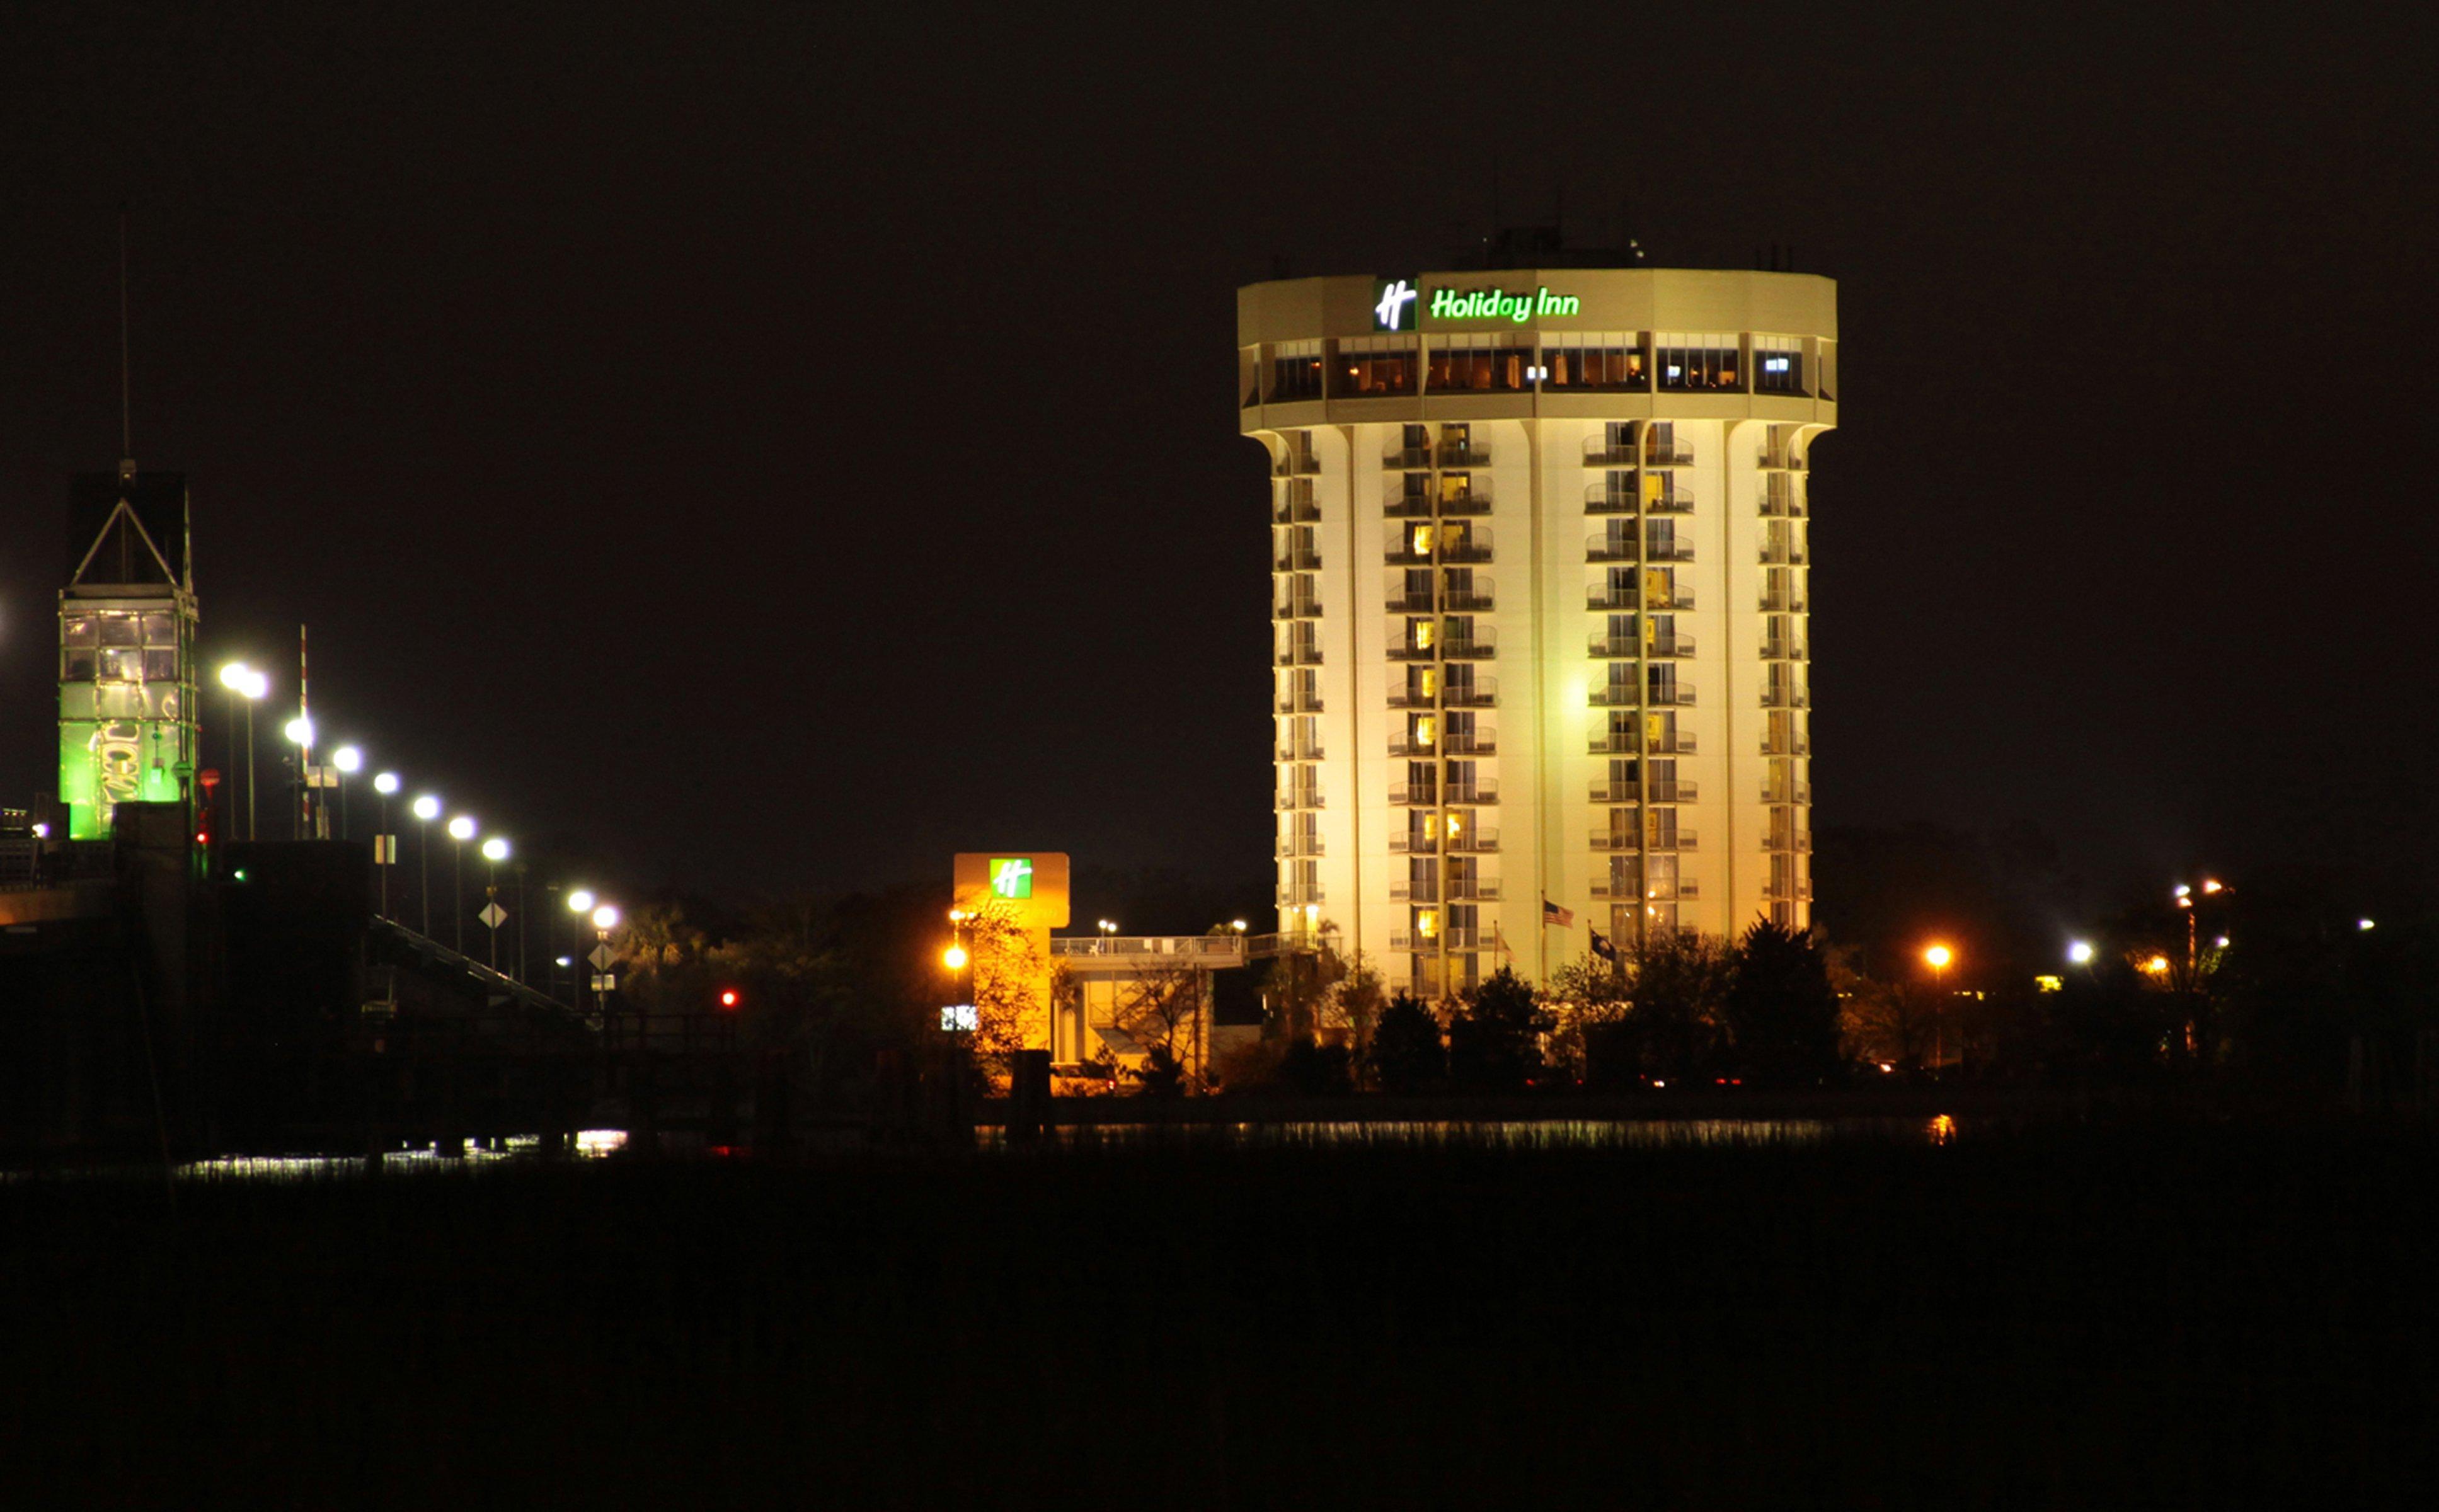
118;205;134;480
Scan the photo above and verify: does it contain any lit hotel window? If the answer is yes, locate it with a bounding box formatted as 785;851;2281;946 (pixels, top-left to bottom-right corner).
1655;332;1743;392
1754;335;1805;394
1427;343;1532;392
1543;333;1650;391
1270;340;1324;401
1338;335;1418;396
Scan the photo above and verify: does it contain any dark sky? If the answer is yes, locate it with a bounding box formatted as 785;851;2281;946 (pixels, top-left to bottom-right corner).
2;3;2432;904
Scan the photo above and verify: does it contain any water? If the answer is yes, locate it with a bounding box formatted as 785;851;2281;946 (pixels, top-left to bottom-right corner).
980;1116;1961;1150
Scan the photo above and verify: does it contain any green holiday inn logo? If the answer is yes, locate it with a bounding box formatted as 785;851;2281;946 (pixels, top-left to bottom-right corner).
1374;278;1580;330
989;857;1035;900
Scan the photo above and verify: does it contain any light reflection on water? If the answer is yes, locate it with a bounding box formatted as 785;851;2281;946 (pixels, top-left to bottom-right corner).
981;1117;1961;1150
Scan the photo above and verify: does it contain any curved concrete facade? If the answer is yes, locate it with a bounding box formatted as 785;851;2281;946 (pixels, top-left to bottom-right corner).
1241;266;1835;997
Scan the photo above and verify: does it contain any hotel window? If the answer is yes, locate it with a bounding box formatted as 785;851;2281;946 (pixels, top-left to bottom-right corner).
1542;332;1650;392
1270;340;1324;402
1817;340;1836;401
1654;332;1743;392
1426;342;1532;392
1753;335;1805;395
1338;335;1418;397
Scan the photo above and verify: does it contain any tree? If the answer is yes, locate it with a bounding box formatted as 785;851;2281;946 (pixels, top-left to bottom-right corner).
1367;993;1445;1093
1544;954;1636;1085
1627;931;1735;1080
1446;967;1551;1092
1262;939;1346;1042
1113;961;1207;1094
1322;953;1387;1056
1721;919;1844;1085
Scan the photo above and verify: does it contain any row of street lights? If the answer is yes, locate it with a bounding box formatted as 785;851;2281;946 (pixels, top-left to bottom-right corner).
212;657;624;997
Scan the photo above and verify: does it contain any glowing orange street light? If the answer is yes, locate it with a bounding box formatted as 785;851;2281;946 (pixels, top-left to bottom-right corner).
718;988;740;1010
1924;944;1956;1074
943;942;969;972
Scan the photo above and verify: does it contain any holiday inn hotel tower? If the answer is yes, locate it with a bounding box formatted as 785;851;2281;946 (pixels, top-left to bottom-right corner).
1243;263;1835;997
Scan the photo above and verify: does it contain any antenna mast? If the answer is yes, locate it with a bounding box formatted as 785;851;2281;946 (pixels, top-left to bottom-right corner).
118;207;133;471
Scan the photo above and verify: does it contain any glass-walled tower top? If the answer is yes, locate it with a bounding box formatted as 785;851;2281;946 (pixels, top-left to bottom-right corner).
59;462;198;840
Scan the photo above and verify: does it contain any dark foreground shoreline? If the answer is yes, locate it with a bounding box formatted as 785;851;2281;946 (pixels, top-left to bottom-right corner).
4;1120;2433;1508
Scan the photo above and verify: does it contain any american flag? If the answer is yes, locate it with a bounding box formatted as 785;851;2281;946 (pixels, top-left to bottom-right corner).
1542;897;1575;928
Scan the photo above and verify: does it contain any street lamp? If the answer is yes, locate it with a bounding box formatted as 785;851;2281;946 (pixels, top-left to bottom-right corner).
590;904;621;1021
282;714;316;840
411;795;441;935
371;772;399;918
2066;939;2095;966
480;835;510;970
217;663;266;840
447;815;478;951
331;745;361;840
1924;943;1954;1075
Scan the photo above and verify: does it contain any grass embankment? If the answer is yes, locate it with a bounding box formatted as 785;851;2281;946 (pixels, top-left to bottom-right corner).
3;1122;2433;1508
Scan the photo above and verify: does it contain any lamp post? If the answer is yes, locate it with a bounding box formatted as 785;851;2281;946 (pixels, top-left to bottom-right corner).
1924;943;1954;1075
411;795;441;934
372;772;399;918
568;889;597;1016
592;903;621;1027
447;815;478;951
282;713;316;840
331;744;361;840
217;663;266;840
514;860;529;983
481;835;510;970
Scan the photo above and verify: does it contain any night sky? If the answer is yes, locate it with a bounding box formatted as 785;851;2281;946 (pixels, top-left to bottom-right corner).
2;4;2431;905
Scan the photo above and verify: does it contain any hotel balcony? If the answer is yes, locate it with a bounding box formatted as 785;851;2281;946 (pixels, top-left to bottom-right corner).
1273;742;1324;761
1272;498;1320;524
1387;584;1493;613
1275;643;1322;667
1449;827;1500;853
1390;879;1438;902
1760;685;1810;709
1765;830;1815;852
1273;595;1320;619
1275;549;1322;571
1392;679;1495;709
1583;443;1638;466
1756;447;1803;470
1762;735;1812;757
1391;928;1484;953
1759;638;1808;660
1762;881;1815;900
1275;690;1323;714
1274;791;1323;811
1277;883;1326;905
1388;782;1437;806
1437;444;1490;466
1448;876;1502;901
1587;684;1641;708
1273;454;1321;478
1590;829;1639;850
1645;440;1694;466
1758;493;1807;518
1274;837;1323;858
1653;682;1696;706
1387;628;1495;662
1385;528;1494;566
1386;493;1491;519
1644;537;1696;563
1585;534;1640;564
1762;782;1812;805
1389;832;1437;854
1382;445;1433;469
1759;590;1808;613
1594;631;1694;657
1646;828;1697;850
1759;541;1808;565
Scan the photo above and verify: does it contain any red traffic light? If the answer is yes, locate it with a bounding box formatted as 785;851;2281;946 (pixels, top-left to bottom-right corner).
718;988;740;1009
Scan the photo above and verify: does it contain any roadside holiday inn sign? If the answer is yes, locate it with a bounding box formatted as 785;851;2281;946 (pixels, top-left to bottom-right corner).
1374;278;1581;331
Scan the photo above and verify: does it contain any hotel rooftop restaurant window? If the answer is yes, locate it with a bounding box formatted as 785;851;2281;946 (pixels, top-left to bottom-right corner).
1655;332;1744;393
1337;335;1418;396
1426;340;1534;392
1542;332;1650;392
1753;335;1805;395
1270;340;1324;402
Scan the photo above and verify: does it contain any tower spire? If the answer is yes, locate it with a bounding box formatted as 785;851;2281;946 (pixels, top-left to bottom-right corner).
118;205;134;474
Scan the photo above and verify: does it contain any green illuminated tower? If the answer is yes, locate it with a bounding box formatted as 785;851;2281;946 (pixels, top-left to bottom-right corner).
59;459;198;839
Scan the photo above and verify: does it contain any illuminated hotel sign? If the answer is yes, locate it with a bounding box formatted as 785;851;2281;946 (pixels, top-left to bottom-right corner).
989;857;1035;899
1375;278;1580;330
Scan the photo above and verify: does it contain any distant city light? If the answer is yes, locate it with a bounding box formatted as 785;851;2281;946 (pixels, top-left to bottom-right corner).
411;794;441;822
374;771;399;796
591;905;620;931
943;942;970;971
282;714;315;747
2173;884;2191;898
480;837;509;862
2201;879;2224;895
1924;944;1953;970
2358;918;2376;932
2067;940;2095;965
2214;936;2230;949
2143;955;2171;975
566;889;595;913
447;815;476;841
332;745;362;774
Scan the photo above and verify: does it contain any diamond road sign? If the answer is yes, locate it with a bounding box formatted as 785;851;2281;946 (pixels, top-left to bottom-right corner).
588;944;616;971
479;903;506;929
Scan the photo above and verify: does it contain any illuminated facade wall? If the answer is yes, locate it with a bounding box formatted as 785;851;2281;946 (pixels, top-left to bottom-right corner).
59;466;198;839
1239;268;1836;997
